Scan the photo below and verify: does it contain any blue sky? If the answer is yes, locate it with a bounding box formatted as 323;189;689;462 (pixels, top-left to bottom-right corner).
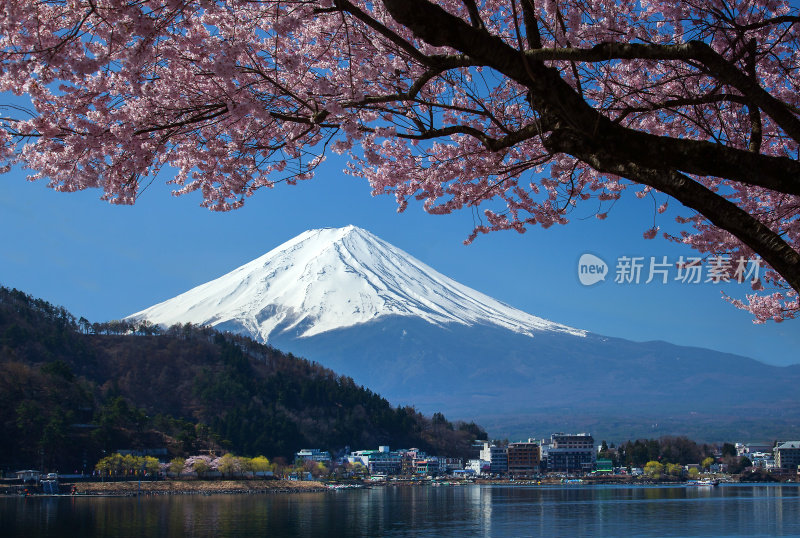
1;146;797;367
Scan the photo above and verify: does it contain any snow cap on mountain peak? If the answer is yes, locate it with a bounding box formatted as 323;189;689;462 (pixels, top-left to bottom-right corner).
128;226;586;341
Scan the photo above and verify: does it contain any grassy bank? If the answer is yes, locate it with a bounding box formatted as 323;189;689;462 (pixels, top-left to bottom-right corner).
68;479;326;496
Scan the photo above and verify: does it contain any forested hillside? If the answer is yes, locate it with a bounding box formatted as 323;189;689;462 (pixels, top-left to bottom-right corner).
0;286;486;472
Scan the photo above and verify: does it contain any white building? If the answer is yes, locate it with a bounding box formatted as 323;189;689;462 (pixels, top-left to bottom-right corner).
295;448;332;463
466;459;490;474
348;446;402;475
736;442;773;457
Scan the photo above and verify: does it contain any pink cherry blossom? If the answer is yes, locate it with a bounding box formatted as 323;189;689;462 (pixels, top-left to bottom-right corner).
0;0;798;321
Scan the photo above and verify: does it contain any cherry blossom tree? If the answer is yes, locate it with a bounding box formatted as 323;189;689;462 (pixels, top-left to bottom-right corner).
1;0;799;321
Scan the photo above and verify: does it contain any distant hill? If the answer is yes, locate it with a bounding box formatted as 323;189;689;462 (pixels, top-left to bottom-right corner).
128;226;800;442
0;286;485;472
277;317;800;441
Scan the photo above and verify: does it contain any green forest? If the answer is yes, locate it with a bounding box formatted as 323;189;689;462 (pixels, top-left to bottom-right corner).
0;286;486;473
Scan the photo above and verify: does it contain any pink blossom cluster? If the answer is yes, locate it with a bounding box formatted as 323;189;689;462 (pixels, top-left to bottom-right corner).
183;455;217;473
0;0;798;321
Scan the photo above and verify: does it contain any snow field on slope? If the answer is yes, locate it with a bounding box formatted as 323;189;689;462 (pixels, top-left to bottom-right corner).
128;226;586;341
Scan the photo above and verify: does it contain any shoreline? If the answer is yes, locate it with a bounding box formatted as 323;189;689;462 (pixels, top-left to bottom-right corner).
72;479;329;496
3;475;795;497
3;479;328;497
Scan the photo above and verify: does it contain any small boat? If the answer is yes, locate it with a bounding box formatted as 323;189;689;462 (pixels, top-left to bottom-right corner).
686;478;719;486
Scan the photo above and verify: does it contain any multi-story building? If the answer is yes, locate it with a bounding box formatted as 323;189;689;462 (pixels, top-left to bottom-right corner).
480;443;508;474
347;446;457;476
546;433;595;473
438;457;464;475
414;458;440;476
748;452;776;470
538;438;552;467
348;446;402;475
595;459;614;473
774;441;800;470
295;448;332;463
469;440;488;461
507;441;541;476
398;448;427;475
466;459;490;474
736;442;774;457
399;453;415;475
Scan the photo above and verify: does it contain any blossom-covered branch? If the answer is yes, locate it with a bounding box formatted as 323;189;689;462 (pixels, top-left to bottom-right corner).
1;0;799;321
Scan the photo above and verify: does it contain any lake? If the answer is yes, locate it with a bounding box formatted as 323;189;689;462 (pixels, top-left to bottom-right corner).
3;483;799;537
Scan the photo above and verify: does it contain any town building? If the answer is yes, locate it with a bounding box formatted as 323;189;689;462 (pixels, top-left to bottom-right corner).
295;448;332;463
348;446;402;475
774;441;800;470
345;446;454;476
400;452;416;476
748;451;776;470
736;442;773;457
595;459;614;473
414;458;439;476
545;433;595;473
15;470;41;483
438;457;464;475
507;440;541;476
538;438;552;467
466;459;490;474
480;443;508;474
469;440;488;461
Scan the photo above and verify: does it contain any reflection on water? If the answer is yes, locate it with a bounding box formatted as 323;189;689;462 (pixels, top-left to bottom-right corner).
3;484;799;537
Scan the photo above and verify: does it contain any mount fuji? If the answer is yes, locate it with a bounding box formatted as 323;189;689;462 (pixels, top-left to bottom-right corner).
128;225;584;342
129;226;800;441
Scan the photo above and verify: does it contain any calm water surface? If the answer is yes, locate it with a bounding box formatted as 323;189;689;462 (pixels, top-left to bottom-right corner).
3;483;799;537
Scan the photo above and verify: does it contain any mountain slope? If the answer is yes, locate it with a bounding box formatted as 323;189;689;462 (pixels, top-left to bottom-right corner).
0;286;485;470
274;317;800;440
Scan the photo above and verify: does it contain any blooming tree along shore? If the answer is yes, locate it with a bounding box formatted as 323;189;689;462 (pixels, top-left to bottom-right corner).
1;0;799;321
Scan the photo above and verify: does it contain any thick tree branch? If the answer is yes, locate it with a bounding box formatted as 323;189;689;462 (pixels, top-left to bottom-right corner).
382;0;800;294
521;41;800;145
547;129;800;293
607;129;800;197
745;39;763;153
392;124;539;151
461;0;485;30
381;0;800;196
521;0;543;50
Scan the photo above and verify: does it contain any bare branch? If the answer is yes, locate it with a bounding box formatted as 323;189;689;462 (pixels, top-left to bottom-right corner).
334;0;431;65
745;39;763;153
611;93;749;123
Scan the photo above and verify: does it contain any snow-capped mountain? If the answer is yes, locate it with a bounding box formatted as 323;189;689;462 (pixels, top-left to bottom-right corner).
128;225;585;342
